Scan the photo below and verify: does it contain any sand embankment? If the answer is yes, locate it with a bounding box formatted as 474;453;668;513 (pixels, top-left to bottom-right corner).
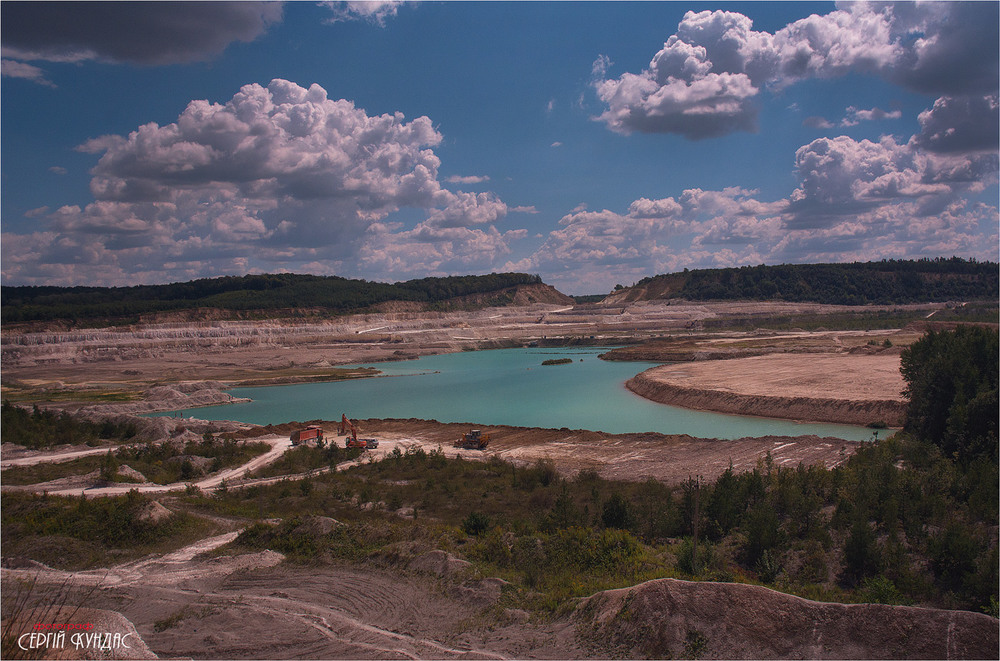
627;353;907;426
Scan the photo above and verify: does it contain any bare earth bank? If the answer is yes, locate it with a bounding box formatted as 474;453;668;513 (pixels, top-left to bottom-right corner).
6;556;995;660
627;353;908;426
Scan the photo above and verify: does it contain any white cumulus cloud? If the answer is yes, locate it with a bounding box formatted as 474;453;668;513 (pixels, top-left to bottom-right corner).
594;3;999;140
2;79;518;286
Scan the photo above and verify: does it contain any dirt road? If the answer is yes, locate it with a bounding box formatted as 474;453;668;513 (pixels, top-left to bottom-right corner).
0;444;117;469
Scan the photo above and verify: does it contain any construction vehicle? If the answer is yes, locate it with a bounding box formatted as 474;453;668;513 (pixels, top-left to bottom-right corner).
339;414;379;450
290;425;324;446
455;429;489;450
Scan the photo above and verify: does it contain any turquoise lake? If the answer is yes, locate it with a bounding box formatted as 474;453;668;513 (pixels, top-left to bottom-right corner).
153;347;878;441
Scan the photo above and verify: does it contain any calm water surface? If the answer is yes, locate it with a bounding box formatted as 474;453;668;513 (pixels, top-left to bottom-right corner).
154;347;877;441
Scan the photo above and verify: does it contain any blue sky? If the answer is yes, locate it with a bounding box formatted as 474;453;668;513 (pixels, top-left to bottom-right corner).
2;1;997;294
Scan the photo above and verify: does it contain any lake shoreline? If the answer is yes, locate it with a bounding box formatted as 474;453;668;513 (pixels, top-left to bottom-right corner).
136;348;877;441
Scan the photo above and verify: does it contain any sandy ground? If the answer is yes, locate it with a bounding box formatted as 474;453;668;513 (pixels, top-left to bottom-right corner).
2;537;585;660
634;353;907;400
626;353;909;426
4;517;994;660
359;420;864;483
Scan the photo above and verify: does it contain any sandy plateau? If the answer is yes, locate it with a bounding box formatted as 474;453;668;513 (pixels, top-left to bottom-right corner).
4;300;997;659
627;353;908;426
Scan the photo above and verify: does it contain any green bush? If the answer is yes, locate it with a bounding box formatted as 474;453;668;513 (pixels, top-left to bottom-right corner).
601;492;633;530
462;511;491;537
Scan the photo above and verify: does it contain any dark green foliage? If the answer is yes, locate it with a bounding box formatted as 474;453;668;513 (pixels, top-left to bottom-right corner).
1;272;544;324
1;401;139;449
113;437;270;485
601;492;633;530
858;576;907;605
901;326;999;463
928;522;982;594
632;258;998;305
544;484;582;530
676;537;715;576
462;511;492;537
98;450;119;482
175;427;996;613
842;518;881;585
1;490;197;569
741;502;783;569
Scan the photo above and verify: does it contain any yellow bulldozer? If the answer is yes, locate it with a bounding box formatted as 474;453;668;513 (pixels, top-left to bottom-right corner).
455;429;489;450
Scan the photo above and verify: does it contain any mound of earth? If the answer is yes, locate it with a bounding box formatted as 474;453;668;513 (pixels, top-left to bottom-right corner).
575;577;998;659
408;550;472;577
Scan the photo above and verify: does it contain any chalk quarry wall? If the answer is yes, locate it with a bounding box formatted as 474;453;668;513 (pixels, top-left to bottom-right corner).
626;370;906;427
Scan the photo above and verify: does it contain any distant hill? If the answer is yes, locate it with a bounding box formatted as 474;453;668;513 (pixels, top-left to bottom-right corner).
603;258;999;306
1;273;572;326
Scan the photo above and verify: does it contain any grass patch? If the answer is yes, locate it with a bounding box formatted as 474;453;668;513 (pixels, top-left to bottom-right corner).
232;366;379;386
541;358;574;366
1;490;214;570
0;389;142;404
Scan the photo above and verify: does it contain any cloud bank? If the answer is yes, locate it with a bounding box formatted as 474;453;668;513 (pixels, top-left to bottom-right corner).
1;1;407;85
3;79;514;285
595;2;999;140
1;2;283;66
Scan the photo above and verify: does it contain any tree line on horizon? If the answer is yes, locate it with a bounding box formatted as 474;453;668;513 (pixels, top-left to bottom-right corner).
0;272;544;324
3;258;997;325
630;257;998;305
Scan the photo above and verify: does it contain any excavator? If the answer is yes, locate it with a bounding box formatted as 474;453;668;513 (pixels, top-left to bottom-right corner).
455;429;489;450
340;413;378;450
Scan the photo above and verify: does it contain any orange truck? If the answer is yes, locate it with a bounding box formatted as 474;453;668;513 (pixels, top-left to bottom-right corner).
290;425;324;446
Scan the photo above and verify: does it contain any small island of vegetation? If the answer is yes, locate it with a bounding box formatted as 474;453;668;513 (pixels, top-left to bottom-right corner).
542;358;574;366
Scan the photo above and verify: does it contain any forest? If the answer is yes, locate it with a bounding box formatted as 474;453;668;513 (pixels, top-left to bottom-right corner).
629;258;998;305
0;272;543;324
0;402;140;449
